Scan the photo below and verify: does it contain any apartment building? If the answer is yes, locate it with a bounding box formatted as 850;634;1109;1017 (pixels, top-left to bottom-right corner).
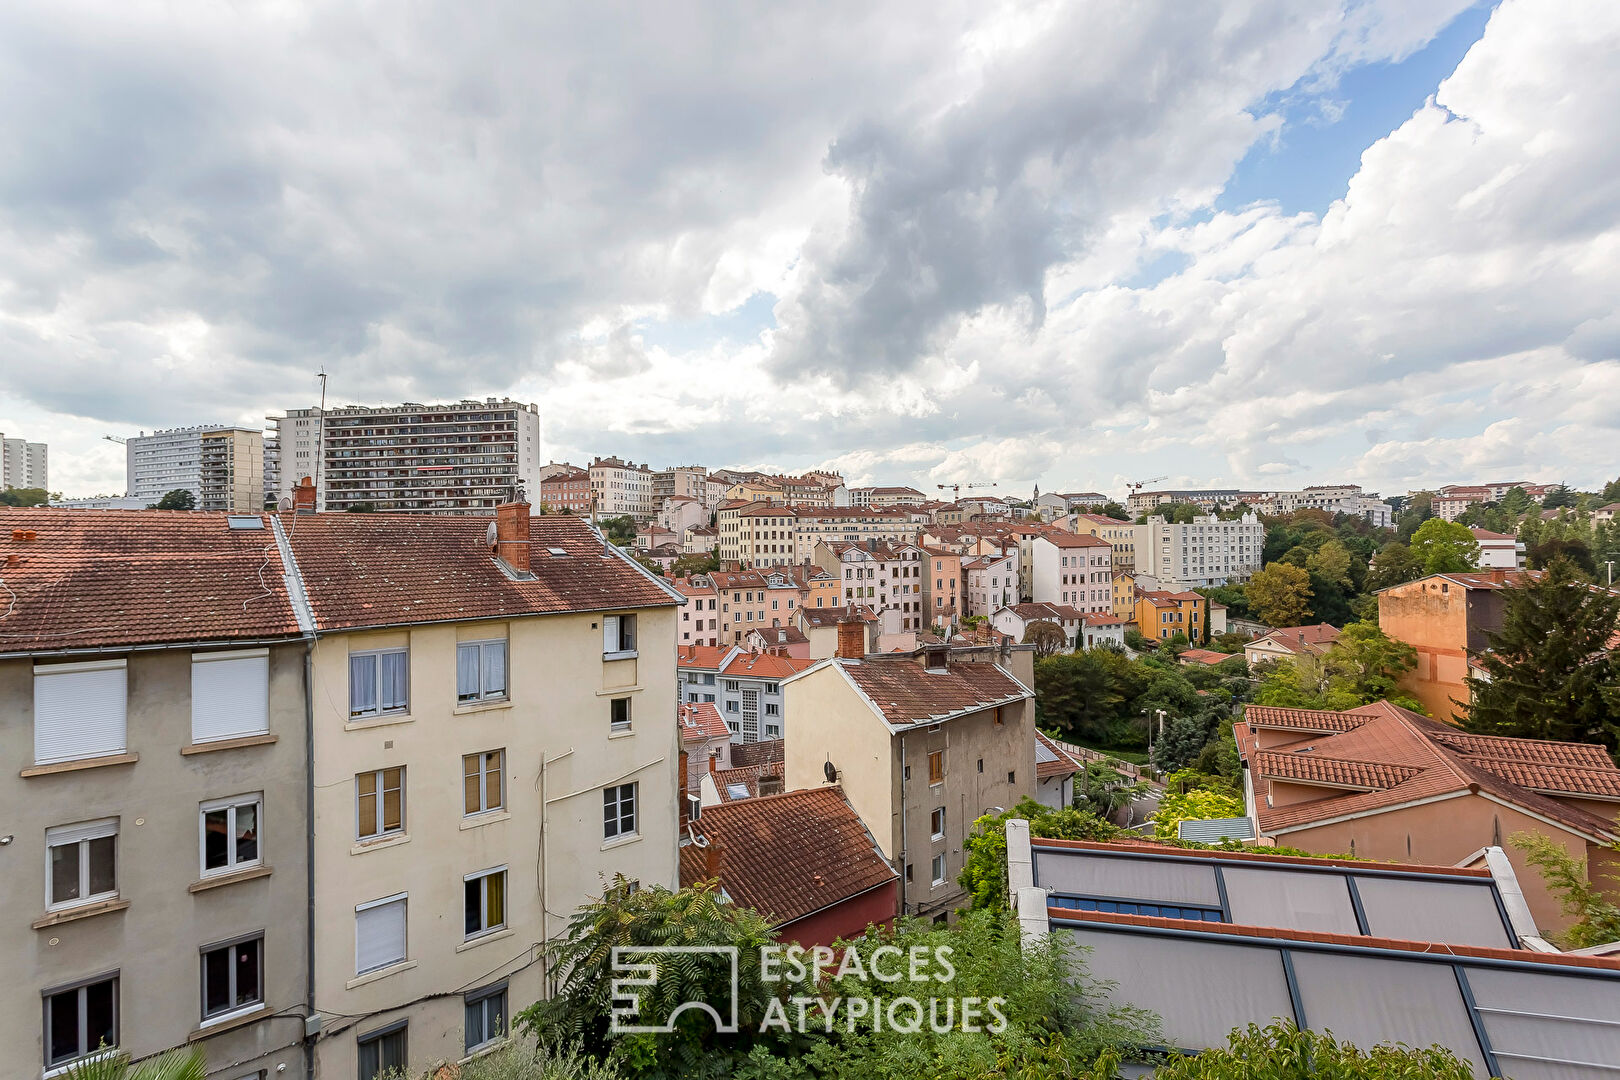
1133;589;1206;642
263;436;280;508
0;433;49;490
285;497;681;1077
963;549;1019;617
652;466;709;510
1141;513;1262;587
921;547;963;629
538;464;593;514
812;541;929;631
656;496;708;539
588;457;655;522
791;507;918;562
0;509;312;1079
708;566;808;644
1067;514;1143;570
1377;570;1533;720
672;577;720;646
783;636;1036;919
125;425;265;511
1127;488;1256;516
858;486;928;508
1030;532;1113;613
267;407;323;507
735;504;800;568
1471;528;1526;569
677;645;812;743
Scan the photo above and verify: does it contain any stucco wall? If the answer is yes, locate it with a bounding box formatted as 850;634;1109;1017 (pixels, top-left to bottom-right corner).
1379;580;1472;721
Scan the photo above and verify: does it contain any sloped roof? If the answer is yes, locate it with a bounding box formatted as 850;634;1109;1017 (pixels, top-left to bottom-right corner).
679;702;731;743
679;787;895;926
710;760;784;802
721;651;814;679
750;626;809;646
1082;613;1125;626
1004;602;1083;623
798;605;877;627
1036;531;1112;548
835;655;1032;728
0;508;306;653
1237;701;1620;839
1035;730;1081;779
1250;623;1340;655
1179;648;1234;665
729;739;785;768
285;511;676;630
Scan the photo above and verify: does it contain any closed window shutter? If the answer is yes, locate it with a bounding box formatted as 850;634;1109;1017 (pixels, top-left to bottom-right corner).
191;650;269;743
35;662;127;765
356;896;407;974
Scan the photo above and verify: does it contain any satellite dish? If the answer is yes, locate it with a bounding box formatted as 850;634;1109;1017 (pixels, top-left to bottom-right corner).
823;761;838;784
486;521;498;548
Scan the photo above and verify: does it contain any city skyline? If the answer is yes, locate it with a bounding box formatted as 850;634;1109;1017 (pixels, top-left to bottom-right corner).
3;0;1617;499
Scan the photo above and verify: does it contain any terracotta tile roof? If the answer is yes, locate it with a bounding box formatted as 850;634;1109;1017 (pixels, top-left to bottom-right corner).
1251;623;1340;654
1036;531;1112;548
676;645;732;670
837;655;1031;727
711;761;784;802
1035;730;1081;779
1469;528;1518;541
1178;648;1233;665
750;625;809;647
799;605;877;627
679;702;731;743
1238;701;1620;839
285;511;676;630
728;739;785;768
1005;602;1081;622
679;787;895;925
720;651;814;679
709;570;768;590
0;509;305;652
1081;613;1124;626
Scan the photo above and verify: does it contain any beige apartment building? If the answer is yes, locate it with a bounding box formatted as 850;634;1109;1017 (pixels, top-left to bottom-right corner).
285;497;682;1076
0;509;312;1079
198;427;266;512
1066;514;1143;571
589;457;656;522
783;629;1035;919
791;508;919;563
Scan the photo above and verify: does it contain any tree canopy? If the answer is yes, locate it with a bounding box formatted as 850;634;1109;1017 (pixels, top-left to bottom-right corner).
1408;518;1479;574
1022;619;1069;659
1245;563;1313;626
0;486;50;506
152;488;196;510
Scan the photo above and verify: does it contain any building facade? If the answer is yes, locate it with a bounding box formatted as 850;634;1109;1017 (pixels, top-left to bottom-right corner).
1140;513;1263;587
126;425;266;511
0;434;49;490
677;645;812;743
1029;533;1114;613
267;408;323;508
539;464;593;514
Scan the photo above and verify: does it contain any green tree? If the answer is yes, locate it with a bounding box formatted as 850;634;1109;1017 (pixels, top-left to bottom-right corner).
0;485;50;506
1098;500;1130;520
598;516;637;546
1510;832;1620;950
1602;476;1620;503
1542;483;1578;509
670;552;721;577
1138;1021;1476;1080
344;501;378;513
1499;485;1536;517
1528;537;1597;576
960;798;1121;910
152;489;196;510
1395;492;1435;542
1161;630;1190;657
1074;762;1155;824
1305;540;1353;589
1409;518;1479;574
1321;621;1422;711
1462;558;1620;754
1245;563;1313;627
1023;619;1069;659
1365;541;1422;591
64;1048;206;1080
1149;786;1245;840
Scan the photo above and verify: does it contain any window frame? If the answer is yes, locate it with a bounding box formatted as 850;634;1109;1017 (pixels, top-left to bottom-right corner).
190;648;270;744
199;933;265;1024
464;866;508;940
603;782;638;840
927;750;944;785
349;648;409;719
199;794;263;878
930;806;946;841
931;853;947;887
33;659;127;766
45;819;118;913
602;614;638;660
456;639;509;704
356;1020;408;1080
609;696;633;734
355;767;405;841
462;750;505;817
464;982;509;1054
42;973;119;1072
354;893;408;976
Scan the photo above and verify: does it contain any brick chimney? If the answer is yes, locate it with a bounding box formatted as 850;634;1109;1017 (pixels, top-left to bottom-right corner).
494;499;531;573
293;476;316;513
837;616;865;660
704;840;724;879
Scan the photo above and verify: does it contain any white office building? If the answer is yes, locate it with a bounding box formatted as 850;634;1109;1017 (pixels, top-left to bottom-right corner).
124;425;264;511
0;435;48;490
1142;513;1264;588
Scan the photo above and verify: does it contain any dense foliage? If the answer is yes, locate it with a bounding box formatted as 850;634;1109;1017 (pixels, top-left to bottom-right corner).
0;485;50;506
1510;832;1620;950
1149;786;1246;841
959;797;1123;910
1462;558;1620;755
1408;518;1480;574
1251;621;1423;713
599;515;638;546
1244;563;1314;627
152;488;196;510
64;1049;206;1080
1122;1021;1476;1080
1035;646;1247;754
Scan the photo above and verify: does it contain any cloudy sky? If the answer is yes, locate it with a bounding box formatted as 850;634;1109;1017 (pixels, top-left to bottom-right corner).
2;0;1616;499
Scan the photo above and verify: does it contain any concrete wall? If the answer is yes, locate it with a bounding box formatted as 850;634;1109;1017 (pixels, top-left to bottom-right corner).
309;607;678;1077
1378;579;1474;721
0;643;310;1078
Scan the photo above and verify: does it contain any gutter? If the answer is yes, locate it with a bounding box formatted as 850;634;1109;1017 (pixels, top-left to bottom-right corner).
302;638;317;1080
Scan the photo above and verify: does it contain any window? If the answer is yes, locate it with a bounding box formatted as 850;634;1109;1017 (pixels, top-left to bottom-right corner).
34;659;126;765
603;614;637;658
931;854;947;886
355;895;407;975
350;649;408;718
610;697;632;733
464;867;507;938
201;935;263;1021
46;820;117;910
463;751;504;816
604;783;637;840
765;683;780;694
44;975;118;1070
927;750;944;785
765;723;781;739
763;702;779;716
456;640;508;703
357;1021;407;1080
356;768;404;840
465;984;508;1054
1007;770;1017;784
200;796;261;875
725;700;739;713
930;806;945;840
191;649;269;744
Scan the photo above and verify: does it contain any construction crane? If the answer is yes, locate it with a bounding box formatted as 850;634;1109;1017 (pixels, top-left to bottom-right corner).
937;481;997;500
1126;475;1167;495
102;434;127;445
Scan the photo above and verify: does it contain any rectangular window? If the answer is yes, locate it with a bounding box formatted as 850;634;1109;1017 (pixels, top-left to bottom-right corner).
46;820;117;911
930;806;945;840
604;783;637;840
456;640;508;703
349;649;408;718
34;660;126;765
725;700;738;713
603;614;637;657
464;867;507;939
357;1021;407;1080
356;768;404;840
200;796;261;876
201;935;263;1021
454;747;503;814
191;649;269;744
465;984;508;1054
928;750;944;785
355;895;407;975
44;975;118;1069
609;697;633;733
931;854;947;886
764;703;779;716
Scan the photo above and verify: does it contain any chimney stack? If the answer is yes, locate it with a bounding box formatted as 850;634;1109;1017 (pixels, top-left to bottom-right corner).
704;840;724;879
837;616;865;660
293;476;316;513
494;499;531;573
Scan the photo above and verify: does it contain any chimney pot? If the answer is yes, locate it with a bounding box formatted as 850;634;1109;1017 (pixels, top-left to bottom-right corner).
837;616;865;660
495;500;532;572
704;841;723;879
292;476;317;513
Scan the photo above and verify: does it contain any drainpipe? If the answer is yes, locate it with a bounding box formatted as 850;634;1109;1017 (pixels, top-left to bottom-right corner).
898;731;908;915
302;638;317;1080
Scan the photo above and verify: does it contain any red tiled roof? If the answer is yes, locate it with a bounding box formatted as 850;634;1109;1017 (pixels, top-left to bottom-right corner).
0;509;305;652
1469;528;1518;541
679;702;731;743
1081;613;1124;626
1035;730;1081;779
728;739;785;768
1036;531;1111;548
677;645;732;670
1243;705;1367;733
721;651;814;679
750;625;809;646
837;655;1031;727
1251;623;1340;654
710;760;784;802
679;787;895;925
1253;750;1422;790
1005;602;1082;622
798;605;877;627
1178;648;1233;665
286;511;676;630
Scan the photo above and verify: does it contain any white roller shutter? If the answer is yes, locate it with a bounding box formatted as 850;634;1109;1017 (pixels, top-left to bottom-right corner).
34;661;127;765
356;895;408;974
191;649;270;743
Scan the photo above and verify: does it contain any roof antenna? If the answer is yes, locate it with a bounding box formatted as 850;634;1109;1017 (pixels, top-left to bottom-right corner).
313;369;328;513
